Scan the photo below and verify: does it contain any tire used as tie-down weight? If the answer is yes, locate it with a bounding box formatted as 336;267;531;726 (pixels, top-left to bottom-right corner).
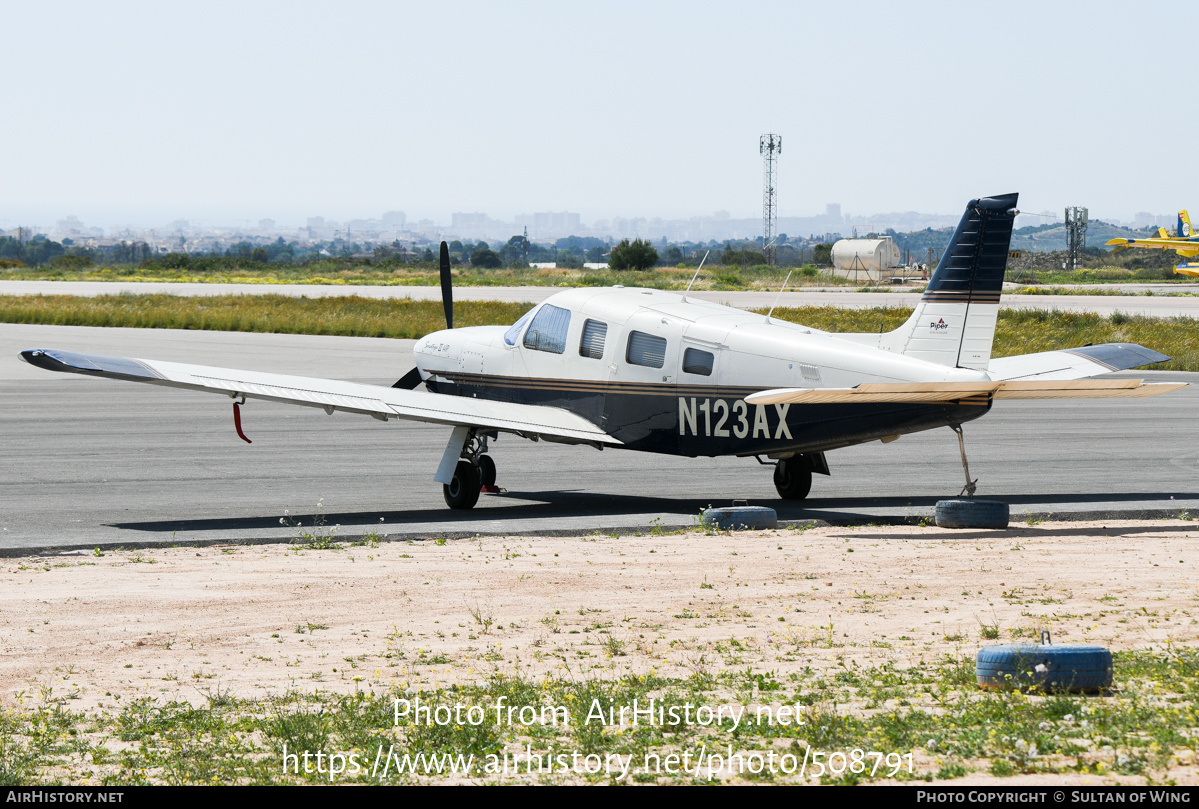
701;506;778;531
976;632;1112;693
935;498;1009;529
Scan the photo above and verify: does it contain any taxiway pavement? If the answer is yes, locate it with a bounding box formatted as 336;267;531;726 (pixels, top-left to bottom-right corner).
4;324;1197;553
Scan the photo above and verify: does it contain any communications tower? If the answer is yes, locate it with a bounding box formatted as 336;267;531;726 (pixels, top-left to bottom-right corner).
1064;206;1088;271
760;134;782;265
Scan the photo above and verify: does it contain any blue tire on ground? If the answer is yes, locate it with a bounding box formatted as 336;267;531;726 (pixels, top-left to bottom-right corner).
976;643;1113;693
701;506;778;531
935;499;1009;529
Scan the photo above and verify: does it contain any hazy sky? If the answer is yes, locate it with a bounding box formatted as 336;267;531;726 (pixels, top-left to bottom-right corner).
2;0;1192;229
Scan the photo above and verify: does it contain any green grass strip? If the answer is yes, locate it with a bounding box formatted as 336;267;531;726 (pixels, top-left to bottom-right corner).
2;294;1196;371
0;294;532;341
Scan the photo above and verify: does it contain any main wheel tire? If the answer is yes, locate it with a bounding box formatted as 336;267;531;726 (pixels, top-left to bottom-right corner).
443;460;481;510
478;454;497;488
935;498;1009;529
773;457;813;500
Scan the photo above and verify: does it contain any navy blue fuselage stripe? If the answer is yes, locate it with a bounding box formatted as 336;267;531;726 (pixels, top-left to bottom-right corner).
426;376;993;456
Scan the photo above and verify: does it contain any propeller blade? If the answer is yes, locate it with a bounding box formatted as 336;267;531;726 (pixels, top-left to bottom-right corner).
391;367;424;390
439;241;453;329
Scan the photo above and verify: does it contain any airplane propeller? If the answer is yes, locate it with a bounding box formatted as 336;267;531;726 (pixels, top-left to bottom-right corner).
440;241;453;330
392;241;452;390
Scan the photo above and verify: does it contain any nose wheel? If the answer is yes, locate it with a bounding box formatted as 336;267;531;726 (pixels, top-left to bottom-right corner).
443;460;481;509
442;431;498;509
478;454;497;488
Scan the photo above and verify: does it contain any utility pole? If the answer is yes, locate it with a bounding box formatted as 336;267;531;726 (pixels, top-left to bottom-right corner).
760;134;781;266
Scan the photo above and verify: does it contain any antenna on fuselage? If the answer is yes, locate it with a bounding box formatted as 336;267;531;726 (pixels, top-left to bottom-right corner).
765;269;794;324
681;251;710;303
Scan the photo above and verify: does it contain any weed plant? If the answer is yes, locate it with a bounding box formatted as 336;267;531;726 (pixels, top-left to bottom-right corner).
4;652;1199;784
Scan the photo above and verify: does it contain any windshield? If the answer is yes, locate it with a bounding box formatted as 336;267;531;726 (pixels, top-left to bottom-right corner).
503;308;536;346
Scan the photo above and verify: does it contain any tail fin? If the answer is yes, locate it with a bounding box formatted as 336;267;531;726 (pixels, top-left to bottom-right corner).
879;193;1018;370
1179;210;1193;238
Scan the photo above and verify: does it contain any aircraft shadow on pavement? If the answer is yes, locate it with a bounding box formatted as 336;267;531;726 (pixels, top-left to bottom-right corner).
109;489;1199;534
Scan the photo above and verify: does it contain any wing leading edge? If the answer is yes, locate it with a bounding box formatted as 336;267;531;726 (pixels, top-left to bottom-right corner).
19;348;621;447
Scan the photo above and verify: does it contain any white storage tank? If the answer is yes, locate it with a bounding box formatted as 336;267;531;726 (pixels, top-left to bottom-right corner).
830;237;903;281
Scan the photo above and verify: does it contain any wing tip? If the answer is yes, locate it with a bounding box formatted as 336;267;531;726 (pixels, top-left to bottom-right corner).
18;348;163;380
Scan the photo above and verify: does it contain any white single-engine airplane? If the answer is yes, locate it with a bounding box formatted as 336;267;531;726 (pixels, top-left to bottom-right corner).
20;193;1186;509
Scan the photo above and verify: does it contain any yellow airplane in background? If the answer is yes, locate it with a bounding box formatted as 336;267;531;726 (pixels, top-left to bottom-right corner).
1106;211;1199;276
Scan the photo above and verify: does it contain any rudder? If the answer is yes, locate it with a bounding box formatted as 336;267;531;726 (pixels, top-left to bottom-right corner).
881;193;1018;370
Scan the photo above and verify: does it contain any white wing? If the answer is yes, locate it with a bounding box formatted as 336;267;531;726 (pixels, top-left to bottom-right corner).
20;348;620;447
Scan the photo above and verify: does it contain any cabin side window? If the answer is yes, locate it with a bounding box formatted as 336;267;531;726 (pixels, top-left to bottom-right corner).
523;304;571;354
682;347;714;376
626;331;667;369
579;319;607;359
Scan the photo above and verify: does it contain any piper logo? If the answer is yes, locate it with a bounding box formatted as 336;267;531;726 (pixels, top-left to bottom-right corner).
929;318;948;332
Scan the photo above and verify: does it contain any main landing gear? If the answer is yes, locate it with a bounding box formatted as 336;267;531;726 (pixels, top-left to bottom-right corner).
443;431;497;510
773;457;813;500
771;452;829;500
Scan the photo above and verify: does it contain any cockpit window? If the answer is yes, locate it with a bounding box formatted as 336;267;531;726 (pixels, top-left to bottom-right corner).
579;319;607;359
523;304;571;354
503;309;535;346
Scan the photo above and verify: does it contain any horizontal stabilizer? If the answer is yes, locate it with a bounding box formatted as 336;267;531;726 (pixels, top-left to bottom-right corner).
20;348;621;446
746;379;1184;405
988;342;1170;381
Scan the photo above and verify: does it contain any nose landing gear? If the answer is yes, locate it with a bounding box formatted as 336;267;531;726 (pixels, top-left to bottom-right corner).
442;430;498;509
478;454;497;489
443;460;481;509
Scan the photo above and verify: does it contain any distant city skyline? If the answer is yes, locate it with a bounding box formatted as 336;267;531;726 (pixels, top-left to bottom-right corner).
9;203;1178;260
2;203;1184;242
2;1;1190;231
